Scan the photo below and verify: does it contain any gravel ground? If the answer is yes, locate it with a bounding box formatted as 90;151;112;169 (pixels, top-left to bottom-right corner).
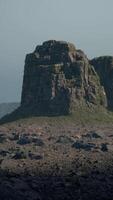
0;121;113;199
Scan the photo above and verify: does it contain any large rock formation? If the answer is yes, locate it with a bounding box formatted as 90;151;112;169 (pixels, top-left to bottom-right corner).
20;40;106;115
91;56;113;110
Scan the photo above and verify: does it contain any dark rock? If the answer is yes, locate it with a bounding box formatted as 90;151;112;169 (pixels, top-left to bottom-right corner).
12;133;20;140
32;137;44;146
0;150;9;157
28;152;43;160
72;140;96;151
83;131;102;139
101;143;108;152
17;136;31;145
17;135;44;146
20;40;106;116
90;56;113;110
0;133;7;143
12;150;27;159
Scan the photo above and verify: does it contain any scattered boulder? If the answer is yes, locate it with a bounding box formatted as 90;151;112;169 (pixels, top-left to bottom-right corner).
0;134;6;143
12;150;27;159
72;140;96;151
17;136;32;145
11;133;20;140
56;136;74;144
28;152;43;160
0;150;9;157
83;131;102;139
32;137;44;146
16;135;44;146
101;143;108;152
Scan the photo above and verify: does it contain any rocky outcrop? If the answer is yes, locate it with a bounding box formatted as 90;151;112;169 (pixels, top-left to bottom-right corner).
20;40;107;115
90;56;113;110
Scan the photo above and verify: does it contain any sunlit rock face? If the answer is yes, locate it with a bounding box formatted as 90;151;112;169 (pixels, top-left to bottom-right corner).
21;40;107;115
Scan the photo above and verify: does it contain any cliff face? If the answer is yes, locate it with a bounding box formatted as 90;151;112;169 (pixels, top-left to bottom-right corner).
21;40;106;115
91;56;113;110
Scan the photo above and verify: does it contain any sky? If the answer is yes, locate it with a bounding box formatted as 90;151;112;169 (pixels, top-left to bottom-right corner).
0;0;113;103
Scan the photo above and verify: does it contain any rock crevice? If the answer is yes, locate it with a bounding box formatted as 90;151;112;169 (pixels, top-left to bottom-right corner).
20;40;107;115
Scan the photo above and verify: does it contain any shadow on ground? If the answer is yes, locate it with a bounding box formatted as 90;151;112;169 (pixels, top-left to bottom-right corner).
0;167;113;200
0;106;70;125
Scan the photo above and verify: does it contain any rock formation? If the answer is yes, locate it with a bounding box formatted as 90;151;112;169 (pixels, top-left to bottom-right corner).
20;40;107;115
91;56;113;110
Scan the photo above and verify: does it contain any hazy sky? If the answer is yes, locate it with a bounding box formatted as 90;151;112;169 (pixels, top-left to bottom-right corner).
0;0;113;103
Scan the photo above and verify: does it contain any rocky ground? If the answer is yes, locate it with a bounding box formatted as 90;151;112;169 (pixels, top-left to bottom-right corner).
0;117;113;199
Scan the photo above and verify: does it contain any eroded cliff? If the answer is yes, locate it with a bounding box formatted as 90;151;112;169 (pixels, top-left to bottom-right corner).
20;40;106;115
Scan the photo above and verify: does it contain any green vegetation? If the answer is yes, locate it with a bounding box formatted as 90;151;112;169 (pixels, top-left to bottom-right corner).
5;106;113;126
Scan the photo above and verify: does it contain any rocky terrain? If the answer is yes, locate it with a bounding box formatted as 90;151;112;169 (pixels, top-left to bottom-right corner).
0;40;113;199
0;117;113;199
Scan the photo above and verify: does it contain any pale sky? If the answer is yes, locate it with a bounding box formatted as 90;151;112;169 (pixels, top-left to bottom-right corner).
0;0;113;103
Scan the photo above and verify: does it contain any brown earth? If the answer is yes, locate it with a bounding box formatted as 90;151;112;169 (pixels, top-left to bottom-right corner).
0;117;113;200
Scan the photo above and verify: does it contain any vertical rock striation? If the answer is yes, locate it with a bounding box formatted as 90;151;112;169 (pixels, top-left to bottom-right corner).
91;56;113;110
20;40;106;115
